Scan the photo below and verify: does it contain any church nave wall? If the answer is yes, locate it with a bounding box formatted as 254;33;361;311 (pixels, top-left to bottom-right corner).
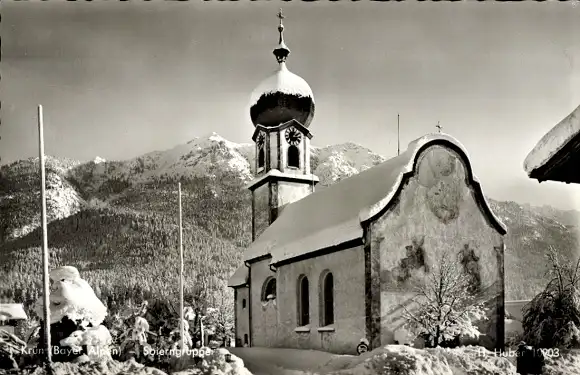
273;245;366;354
249;258;278;347
234;286;250;347
369;144;505;350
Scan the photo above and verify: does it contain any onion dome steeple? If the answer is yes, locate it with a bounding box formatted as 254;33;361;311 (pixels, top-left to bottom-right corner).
249;9;315;128
273;9;290;64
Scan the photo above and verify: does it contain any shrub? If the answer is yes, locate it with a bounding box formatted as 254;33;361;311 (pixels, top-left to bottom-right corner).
402;251;487;347
522;246;580;349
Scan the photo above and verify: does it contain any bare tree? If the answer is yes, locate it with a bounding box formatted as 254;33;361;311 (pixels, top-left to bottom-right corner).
522;246;580;349
204;286;234;347
402;250;487;347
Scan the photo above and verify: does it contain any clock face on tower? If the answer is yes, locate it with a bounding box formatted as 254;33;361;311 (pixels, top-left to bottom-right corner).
256;132;265;149
285;127;302;146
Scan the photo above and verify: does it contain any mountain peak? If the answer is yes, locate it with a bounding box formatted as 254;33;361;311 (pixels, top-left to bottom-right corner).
186;132;252;150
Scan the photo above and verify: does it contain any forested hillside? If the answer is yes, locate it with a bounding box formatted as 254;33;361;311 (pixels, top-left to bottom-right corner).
1;133;578;323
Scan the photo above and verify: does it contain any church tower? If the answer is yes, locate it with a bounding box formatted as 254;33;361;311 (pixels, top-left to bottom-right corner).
248;9;319;241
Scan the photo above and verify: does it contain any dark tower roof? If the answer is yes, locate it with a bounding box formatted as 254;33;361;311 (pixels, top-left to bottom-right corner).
249;9;315;128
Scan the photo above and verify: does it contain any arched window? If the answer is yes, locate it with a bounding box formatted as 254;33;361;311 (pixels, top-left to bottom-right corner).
297;275;310;326
242;299;246;309
258;148;265;169
287;145;300;168
319;271;334;326
261;277;276;301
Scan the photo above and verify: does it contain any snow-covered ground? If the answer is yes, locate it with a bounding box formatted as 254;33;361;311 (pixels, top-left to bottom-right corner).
230;345;521;375
6;344;579;374
229;347;354;375
231;345;580;375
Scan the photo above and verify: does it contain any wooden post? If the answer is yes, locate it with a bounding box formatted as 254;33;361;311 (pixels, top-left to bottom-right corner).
200;317;205;347
178;182;185;352
38;104;52;367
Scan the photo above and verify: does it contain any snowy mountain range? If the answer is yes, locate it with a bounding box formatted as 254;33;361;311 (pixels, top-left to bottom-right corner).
1;132;579;302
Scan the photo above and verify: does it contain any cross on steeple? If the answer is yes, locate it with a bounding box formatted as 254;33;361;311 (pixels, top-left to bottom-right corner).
273;8;290;64
277;9;285;43
436;121;443;133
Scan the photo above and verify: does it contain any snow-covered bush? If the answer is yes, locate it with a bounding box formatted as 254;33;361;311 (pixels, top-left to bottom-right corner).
543;348;580;375
67;325;113;362
171;348;251;375
33;266;108;327
118;316;155;363
105;301;153;363
203;300;234;346
522;247;580;349
402;251;488;347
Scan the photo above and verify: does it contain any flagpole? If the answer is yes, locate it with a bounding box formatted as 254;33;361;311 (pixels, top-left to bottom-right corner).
397;114;400;156
38;104;52;368
178;182;185;352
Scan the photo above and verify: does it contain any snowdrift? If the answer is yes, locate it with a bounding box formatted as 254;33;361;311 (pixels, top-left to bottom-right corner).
543;349;580;375
1;349;252;375
6;359;165;375
325;345;517;375
171;348;252;375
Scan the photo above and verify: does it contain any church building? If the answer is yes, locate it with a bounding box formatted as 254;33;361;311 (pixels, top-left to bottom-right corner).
228;11;507;354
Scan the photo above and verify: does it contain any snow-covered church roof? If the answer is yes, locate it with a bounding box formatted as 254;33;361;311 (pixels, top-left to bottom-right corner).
524;103;580;182
227;133;506;287
228;265;249;288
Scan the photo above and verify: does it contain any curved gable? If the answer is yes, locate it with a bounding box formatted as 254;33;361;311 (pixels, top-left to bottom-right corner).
359;134;507;235
245;133;506;266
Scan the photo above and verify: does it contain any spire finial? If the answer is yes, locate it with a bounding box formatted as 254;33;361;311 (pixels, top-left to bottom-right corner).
273;8;290;64
277;8;285;42
436;121;443;133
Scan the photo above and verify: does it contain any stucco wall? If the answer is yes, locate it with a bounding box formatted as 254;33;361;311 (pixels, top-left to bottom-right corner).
370;145;505;349
266;131;274;171
234;287;250;346
252;184;270;240
249;258;277;347
272;246;366;354
305;137;311;173
276;181;314;217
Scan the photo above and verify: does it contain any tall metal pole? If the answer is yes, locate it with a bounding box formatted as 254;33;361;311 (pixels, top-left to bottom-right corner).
178;182;185;351
397;114;400;156
38;104;52;367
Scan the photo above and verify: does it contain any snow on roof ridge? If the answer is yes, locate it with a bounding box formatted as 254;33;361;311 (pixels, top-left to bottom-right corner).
360;133;507;232
271;219;362;265
523;103;580;174
227;266;248;287
243;132;507;264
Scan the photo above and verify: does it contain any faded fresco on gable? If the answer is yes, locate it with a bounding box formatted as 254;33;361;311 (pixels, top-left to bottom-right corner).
371;145;504;349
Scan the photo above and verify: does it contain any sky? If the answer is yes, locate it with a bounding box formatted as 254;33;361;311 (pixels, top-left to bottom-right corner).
1;1;579;210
